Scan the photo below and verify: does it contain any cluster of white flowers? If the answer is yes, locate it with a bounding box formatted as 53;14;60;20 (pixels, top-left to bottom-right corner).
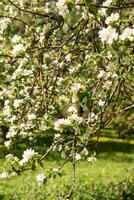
23;69;33;76
4;140;11;148
11;35;21;43
97;70;105;79
52;168;59;173
87;112;98;123
12;44;24;56
75;153;81;161
54;118;71;131
69;114;83;124
87;155;97;163
99;26;118;44
56;0;69;17
120;27;134;41
71;83;83;91
0;18;11;34
56;0;66;7
13;99;23;109
18;0;24;7
5;154;14;162
103;0;113;6
12;66;23;80
9;116;16;124
65;53;71;62
0;0;133;188
98;0;113;16
103;80;112;89
54;133;61;140
98;99;105;107
3;105;11;118
0;170;8;179
36;173;46;185
27;113;36;120
19;148;37;166
68;106;77;114
6;126;17;139
82;147;88;156
105;13;120;25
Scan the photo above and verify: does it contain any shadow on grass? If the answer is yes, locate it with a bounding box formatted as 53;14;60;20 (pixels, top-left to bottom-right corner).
98;152;134;163
97;141;134;153
96;140;134;163
0;137;134;163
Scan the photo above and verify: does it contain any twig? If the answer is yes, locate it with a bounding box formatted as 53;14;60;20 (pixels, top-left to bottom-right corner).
77;3;134;9
0;15;28;25
66;133;76;199
112;104;134;114
120;168;134;195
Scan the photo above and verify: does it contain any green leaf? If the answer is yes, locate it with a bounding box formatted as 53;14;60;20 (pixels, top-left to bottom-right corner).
88;6;98;16
85;0;92;4
67;0;74;9
120;18;129;23
80;0;92;4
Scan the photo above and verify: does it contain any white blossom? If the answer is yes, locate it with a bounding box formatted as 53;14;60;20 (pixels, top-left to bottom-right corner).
12;67;23;79
54;118;71;131
3;105;11;117
119;27;134;41
12;44;24;56
82;148;88;156
98;0;113;16
5;154;14;161
72;96;78;103
23;69;33;76
11;35;21;43
13;99;23;108
103;0;113;6
87;112;98;123
9;116;16;123
54;133;61;140
87;156;97;163
52;168;59;173
36;173;46;185
27;113;36;120
68;106;77;114
103;80;112;89
98;8;107;16
99;26;118;44
0;171;8;179
0;18;11;34
105;13;120;25
65;54;71;61
98;100;105;107
4;140;11;148
111;73;118;78
19;148;37;166
6;126;17;139
75;153;81;161
56;0;66;7
71;83;83;91
56;0;69;17
97;70;105;78
69;114;83;124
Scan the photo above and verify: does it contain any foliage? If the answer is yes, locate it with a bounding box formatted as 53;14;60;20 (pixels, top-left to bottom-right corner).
110;111;134;139
0;0;134;197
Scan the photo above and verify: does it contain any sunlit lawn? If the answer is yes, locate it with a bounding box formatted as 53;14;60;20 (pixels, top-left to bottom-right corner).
0;137;134;199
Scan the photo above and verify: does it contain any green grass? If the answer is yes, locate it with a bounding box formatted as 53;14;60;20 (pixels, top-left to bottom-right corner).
0;137;134;200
